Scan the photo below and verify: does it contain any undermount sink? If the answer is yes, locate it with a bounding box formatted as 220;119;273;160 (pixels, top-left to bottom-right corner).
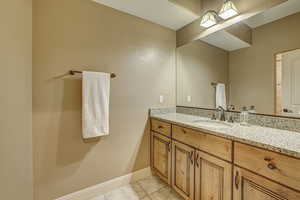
192;119;233;128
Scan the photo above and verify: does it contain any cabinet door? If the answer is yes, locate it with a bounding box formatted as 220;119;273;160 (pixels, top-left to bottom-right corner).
233;166;300;200
151;131;171;184
195;151;232;200
172;141;195;200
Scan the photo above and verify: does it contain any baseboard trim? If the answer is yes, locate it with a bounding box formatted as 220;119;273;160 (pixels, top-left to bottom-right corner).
55;167;152;200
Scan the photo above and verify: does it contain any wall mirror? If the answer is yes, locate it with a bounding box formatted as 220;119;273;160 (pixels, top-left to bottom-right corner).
176;0;300;117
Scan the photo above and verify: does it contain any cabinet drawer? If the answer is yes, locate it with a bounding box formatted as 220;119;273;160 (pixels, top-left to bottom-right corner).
151;119;171;137
172;125;232;161
234;142;300;191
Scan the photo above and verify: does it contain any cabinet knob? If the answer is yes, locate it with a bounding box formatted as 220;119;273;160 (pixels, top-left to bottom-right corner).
182;129;186;134
158;125;164;129
264;157;277;170
267;163;277;170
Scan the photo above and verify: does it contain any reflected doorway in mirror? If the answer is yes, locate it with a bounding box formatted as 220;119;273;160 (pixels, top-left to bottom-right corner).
275;48;300;117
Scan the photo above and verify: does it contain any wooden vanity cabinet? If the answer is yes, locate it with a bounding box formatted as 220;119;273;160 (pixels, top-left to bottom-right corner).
151;131;172;184
234;142;300;191
195;150;232;200
233;166;300;200
172;141;195;200
150;119;300;200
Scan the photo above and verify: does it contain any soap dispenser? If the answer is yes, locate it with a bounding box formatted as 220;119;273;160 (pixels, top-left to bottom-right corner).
248;105;256;113
240;106;249;126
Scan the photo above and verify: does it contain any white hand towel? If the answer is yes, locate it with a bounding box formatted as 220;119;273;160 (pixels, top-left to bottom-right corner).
216;83;227;109
82;71;110;138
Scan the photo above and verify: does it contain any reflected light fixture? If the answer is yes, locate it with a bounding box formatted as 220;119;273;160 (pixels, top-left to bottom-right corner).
200;10;218;28
219;0;239;20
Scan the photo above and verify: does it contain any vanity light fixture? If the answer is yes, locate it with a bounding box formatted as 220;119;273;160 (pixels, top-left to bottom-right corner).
219;0;239;20
200;10;218;28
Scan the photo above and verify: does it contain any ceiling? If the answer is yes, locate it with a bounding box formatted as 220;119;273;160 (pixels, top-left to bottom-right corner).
201;30;251;51
244;0;300;28
93;0;199;30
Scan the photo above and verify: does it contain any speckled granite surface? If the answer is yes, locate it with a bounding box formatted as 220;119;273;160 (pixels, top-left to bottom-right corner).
177;106;300;133
150;112;300;159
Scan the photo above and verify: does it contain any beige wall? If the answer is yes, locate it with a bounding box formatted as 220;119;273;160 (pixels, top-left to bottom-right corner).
33;0;176;199
0;0;33;199
177;40;228;108
229;12;300;114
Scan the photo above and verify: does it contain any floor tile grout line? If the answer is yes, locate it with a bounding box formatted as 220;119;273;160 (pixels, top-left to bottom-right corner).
135;177;159;199
89;175;179;200
134;180;151;199
135;176;169;199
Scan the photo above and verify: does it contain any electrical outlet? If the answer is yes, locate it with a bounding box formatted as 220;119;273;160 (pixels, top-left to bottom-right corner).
187;95;191;102
159;95;164;103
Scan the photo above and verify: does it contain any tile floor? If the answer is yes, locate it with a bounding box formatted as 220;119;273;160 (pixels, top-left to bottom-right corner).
89;176;183;200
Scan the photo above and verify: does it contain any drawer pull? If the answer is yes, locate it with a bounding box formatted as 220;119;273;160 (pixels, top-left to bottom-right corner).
195;153;200;168
189;151;194;165
158;125;164;129
235;171;240;190
264;157;277;169
267;163;277;170
167;143;171;152
182;129;186;134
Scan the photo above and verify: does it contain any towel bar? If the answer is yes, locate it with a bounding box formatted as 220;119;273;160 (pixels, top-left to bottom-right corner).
69;70;116;78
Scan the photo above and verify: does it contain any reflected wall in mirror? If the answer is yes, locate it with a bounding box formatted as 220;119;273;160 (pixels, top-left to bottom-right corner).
177;41;228;109
177;2;300;117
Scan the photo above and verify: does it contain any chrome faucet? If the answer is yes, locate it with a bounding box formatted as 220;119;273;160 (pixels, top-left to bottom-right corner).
217;106;226;121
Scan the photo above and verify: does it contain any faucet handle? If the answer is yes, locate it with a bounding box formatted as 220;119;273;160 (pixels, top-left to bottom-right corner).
227;105;235;111
211;113;217;120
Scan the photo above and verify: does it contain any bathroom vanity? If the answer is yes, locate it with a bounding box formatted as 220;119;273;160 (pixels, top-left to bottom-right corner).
150;2;300;199
150;113;300;200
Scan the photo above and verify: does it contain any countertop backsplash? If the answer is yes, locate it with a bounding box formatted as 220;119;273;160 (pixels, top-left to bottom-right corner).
149;107;176;115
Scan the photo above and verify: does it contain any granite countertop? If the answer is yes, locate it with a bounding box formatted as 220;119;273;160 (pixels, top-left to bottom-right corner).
151;112;300;159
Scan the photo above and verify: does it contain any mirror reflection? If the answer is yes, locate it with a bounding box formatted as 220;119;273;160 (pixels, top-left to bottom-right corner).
275;49;300;116
176;2;300;117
